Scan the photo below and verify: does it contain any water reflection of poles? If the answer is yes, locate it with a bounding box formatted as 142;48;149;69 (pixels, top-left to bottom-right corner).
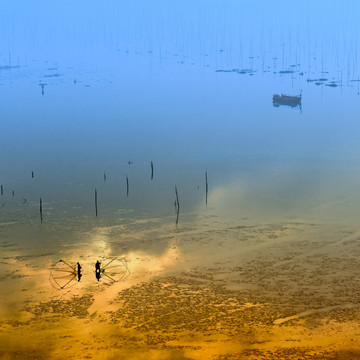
341;69;343;95
175;185;180;225
38;83;47;96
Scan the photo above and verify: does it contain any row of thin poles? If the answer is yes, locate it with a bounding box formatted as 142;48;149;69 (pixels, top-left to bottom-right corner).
94;170;209;225
1;163;209;225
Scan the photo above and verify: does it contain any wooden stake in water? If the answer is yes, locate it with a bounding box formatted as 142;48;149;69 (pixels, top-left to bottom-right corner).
175;185;180;225
32;171;34;178
205;171;208;207
0;185;3;196
12;190;14;197
95;189;98;217
40;198;43;223
151;161;154;180
104;172;107;183
126;176;129;197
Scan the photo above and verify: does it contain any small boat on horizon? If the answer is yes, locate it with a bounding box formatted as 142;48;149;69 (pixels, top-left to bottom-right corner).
273;93;302;105
273;92;302;109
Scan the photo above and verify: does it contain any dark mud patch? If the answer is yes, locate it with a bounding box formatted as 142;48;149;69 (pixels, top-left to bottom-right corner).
24;294;94;319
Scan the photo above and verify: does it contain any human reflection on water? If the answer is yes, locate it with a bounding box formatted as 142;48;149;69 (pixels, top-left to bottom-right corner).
94;258;130;283
95;260;101;281
50;260;81;289
50;258;129;287
77;262;82;282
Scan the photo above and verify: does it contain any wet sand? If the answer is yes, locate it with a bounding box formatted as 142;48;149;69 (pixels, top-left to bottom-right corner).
1;213;360;359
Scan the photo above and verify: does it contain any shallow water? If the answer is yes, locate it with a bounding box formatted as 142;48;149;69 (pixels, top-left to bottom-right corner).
1;57;360;224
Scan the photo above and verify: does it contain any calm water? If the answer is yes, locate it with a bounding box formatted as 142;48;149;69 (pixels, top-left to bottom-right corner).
1;51;360;227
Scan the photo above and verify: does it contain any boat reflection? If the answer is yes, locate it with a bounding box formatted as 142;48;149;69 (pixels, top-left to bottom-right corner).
273;101;302;109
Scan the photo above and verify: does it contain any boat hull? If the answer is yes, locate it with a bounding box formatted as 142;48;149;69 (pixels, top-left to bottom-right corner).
273;94;301;104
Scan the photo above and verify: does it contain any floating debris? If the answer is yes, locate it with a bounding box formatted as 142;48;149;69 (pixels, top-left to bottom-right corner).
0;65;20;70
44;73;62;78
215;68;256;75
278;70;295;74
307;78;328;82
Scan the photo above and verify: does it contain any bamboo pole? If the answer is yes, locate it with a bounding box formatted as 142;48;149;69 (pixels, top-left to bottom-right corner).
126;176;129;197
95;189;98;217
205;171;208;207
40;198;43;223
151;161;154;180
175;185;180;225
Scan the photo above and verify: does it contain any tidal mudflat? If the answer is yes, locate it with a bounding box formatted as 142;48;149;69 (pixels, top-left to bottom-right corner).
1;203;360;359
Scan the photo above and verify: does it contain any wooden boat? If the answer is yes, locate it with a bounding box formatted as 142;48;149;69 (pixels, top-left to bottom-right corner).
273;93;301;104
